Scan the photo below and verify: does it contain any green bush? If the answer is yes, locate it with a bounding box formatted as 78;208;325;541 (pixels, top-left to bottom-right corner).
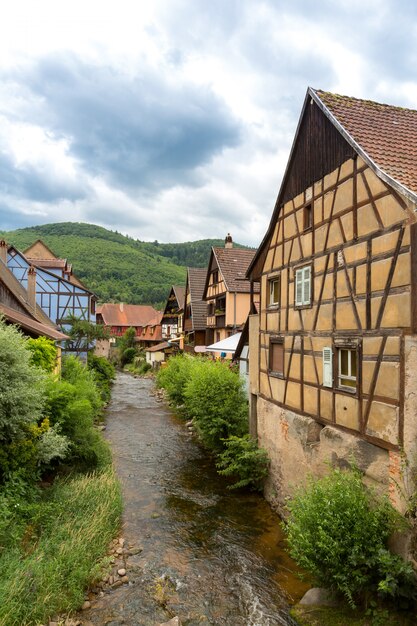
285;467;415;607
183;359;248;451
216;434;269;490
62;356;102;419
26;336;58;372
121;346;137;366
44;378;110;470
87;354;115;403
156;353;197;406
0;321;45;447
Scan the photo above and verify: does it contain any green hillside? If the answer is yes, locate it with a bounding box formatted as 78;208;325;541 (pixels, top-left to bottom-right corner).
0;222;249;307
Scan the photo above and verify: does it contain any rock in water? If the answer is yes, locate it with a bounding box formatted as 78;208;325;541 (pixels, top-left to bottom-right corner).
299;587;338;607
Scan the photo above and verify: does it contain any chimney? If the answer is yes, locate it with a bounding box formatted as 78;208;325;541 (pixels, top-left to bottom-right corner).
0;240;7;263
225;233;233;249
27;265;37;311
119;302;124;312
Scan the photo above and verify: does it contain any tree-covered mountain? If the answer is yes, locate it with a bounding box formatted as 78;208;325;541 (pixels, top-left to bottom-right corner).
0;222;250;307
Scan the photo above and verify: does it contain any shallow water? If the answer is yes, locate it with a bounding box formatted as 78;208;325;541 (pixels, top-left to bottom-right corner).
83;373;308;625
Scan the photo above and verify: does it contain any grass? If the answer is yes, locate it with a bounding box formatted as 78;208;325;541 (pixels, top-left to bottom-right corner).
0;467;122;626
290;604;417;626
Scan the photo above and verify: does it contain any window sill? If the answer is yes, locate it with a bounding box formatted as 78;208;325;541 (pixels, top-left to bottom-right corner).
268;371;284;379
337;385;357;395
267;304;280;311
294;303;313;310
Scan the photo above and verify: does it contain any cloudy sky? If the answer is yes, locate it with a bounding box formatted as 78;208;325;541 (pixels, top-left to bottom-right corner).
0;0;416;246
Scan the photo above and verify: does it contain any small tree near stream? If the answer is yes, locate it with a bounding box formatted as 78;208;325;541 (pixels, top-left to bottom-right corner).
285;467;416;609
157;354;269;490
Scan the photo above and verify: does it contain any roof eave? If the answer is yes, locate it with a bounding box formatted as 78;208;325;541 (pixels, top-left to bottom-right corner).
309;87;417;207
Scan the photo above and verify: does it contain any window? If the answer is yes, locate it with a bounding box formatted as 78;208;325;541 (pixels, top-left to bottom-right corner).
207;302;215;316
269;338;284;377
268;276;280;307
304;203;313;230
211;270;219;284
338;348;357;390
295;265;312;306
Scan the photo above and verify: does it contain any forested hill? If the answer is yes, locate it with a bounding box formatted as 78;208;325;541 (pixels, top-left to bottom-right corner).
0;222;250;307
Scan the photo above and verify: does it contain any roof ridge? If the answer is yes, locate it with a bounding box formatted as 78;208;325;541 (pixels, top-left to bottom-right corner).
314;88;417;114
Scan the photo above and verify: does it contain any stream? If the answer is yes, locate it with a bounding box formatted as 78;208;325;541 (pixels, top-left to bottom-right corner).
81;372;308;626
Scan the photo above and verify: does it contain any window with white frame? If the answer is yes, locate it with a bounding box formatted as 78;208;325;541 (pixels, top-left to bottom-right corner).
268;276;280;306
338;348;357;390
295;265;312;306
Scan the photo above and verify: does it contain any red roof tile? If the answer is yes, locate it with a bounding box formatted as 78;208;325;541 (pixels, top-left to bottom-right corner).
98;303;159;327
314;89;417;197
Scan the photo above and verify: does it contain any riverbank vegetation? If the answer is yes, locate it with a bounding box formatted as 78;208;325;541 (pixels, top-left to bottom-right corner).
0;320;121;625
156;354;269;489
285;467;415;621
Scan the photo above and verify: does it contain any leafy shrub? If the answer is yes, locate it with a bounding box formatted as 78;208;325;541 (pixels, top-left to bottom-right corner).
156;354;196;406
26;336;57;372
44;378;110;470
87;354;115;403
183;359;248;451
285;467;415;607
0;321;45;447
62;356;102;419
121;346;137;366
37;424;70;465
216;434;269;490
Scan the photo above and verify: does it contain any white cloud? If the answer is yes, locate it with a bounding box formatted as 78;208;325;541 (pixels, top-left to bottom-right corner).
0;0;416;245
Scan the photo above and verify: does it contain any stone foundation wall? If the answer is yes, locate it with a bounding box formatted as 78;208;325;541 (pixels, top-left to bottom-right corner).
256;395;404;518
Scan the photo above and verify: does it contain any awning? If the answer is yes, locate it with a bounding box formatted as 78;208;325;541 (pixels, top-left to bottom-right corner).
206;332;242;353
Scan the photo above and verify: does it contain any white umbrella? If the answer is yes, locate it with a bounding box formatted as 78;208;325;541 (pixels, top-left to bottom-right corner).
205;332;242;353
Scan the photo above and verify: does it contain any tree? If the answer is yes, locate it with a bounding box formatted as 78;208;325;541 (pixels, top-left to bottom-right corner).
64;314;110;353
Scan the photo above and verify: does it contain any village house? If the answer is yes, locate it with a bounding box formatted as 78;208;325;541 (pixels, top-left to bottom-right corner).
246;88;417;514
137;312;163;349
2;239;96;349
95;302;159;357
0;247;68;368
182;267;207;351
161;285;185;341
202;234;259;348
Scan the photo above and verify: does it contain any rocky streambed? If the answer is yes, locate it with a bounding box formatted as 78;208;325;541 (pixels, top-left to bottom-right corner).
73;373;307;626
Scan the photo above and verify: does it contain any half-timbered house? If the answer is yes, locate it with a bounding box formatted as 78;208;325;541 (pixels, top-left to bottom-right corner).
3;240;96;330
203;235;259;347
182;267;207;351
247;88;417;513
161;285;185;341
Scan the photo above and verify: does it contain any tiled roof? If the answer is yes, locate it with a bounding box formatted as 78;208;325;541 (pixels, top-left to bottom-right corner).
140;312;163;342
98;303;159;327
213;248;260;293
172;285;186;310
146;341;170;353
0;303;69;340
314;89;417;196
187;267;207;330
